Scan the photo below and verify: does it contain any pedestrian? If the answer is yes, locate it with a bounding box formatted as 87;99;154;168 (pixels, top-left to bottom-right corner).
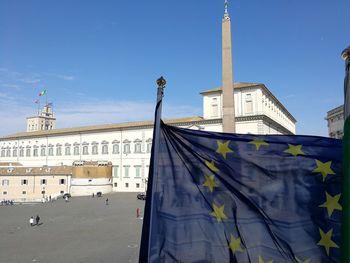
35;215;40;225
65;196;68;202
136;208;140;218
92;193;94;198
29;216;34;226
49;195;52;202
105;198;109;205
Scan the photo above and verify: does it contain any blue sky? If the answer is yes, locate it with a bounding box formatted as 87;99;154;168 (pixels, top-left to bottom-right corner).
0;0;349;137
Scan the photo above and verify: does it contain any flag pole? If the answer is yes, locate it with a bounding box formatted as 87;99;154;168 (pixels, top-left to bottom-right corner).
139;76;166;262
341;46;350;263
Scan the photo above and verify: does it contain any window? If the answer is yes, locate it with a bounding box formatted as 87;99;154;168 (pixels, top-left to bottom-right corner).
113;166;119;177
92;145;98;155
26;148;31;157
13;148;17;157
211;98;218;117
124;166;130;178
48;147;54;156
6;149;10;157
134;140;142;153
112;143;119;154
3;191;7;195
2;179;9;186
124;143;130;154
19;148;24;157
0;149;4;157
146;140;152;153
136;183;140;188
74;146;79;155
22;191;26;195
125;183;129;188
114;183;118;187
65;147;71;155
60;190;64;194
102;145;108;154
41;179;47;185
83;146;88;155
41;147;46;156
21;179;28;185
33;148;38;157
59;179;65;185
56;147;62;156
135;166;141;177
245;94;253;114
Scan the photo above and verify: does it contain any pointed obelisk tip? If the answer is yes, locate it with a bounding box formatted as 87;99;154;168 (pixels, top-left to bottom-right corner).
224;0;229;19
342;46;350;61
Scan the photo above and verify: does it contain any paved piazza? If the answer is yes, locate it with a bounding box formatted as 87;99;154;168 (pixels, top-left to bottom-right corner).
0;193;145;263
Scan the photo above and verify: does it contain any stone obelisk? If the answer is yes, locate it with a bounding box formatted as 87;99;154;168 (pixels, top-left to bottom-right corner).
222;0;235;133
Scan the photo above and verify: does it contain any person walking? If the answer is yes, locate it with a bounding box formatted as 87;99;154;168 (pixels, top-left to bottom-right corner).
105;198;109;205
35;215;40;225
29;216;34;226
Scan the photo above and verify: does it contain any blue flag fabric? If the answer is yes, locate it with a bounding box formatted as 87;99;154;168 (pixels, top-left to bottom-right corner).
140;122;342;263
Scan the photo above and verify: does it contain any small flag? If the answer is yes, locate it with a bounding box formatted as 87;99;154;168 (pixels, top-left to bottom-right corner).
38;90;47;96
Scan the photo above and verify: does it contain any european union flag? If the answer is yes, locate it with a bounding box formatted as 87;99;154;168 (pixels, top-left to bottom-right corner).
140;122;342;263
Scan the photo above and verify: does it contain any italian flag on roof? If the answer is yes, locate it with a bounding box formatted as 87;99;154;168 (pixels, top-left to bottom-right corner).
38;90;47;96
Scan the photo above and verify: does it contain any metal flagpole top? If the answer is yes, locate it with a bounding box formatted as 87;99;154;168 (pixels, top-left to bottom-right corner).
342;46;350;61
156;76;166;88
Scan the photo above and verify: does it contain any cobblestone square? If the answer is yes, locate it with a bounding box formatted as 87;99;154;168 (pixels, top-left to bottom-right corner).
0;193;145;263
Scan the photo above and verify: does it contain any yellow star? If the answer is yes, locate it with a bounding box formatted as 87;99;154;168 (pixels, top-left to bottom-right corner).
202;174;218;192
317;228;339;256
295;256;311;263
319;192;342;217
312;160;335;181
258;256;273;263
205;160;219;173
210;203;227;222
248;139;269;151
216;140;233;159
229;234;243;254
284;144;304;156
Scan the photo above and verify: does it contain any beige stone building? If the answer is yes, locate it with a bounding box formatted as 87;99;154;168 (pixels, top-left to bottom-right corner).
0;164;71;202
325;105;344;139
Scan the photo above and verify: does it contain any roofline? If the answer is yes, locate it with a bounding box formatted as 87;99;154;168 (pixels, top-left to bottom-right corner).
200;83;297;123
0;116;205;140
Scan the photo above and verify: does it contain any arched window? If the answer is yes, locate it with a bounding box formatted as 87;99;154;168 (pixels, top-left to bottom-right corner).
26;148;31;157
48;146;54;156
12;148;17;157
102;145;108;154
41;147;46;156
134;139;142;153
19;148;24;157
112;143;119;154
83;146;89;155
92;145;98;155
33;148;38;157
74;146;80;155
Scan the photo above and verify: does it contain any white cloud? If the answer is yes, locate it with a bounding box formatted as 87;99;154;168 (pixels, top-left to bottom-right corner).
19;78;41;84
49;73;75;81
2;83;21;90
